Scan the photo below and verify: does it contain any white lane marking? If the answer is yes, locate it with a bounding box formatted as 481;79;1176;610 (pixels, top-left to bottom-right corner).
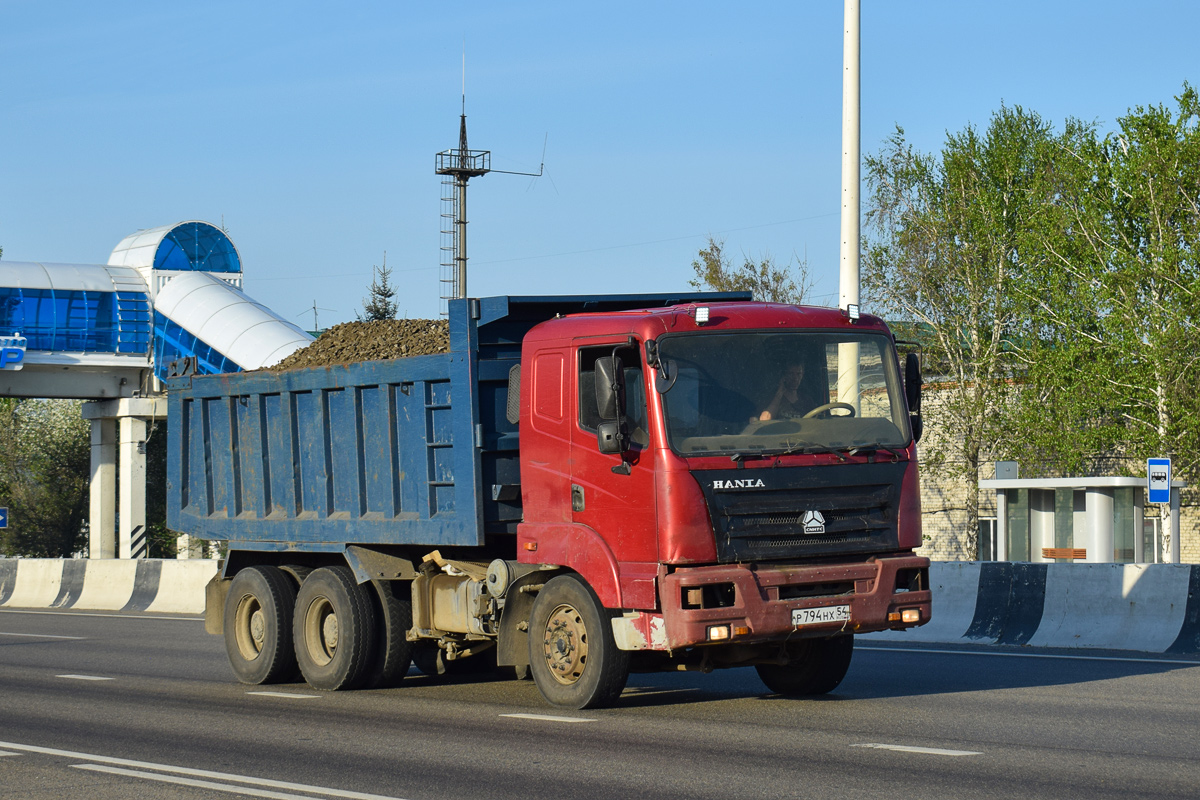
0;751;19;757
500;713;597;723
853;743;982;757
246;691;321;699
73;765;410;800
0;609;203;622
0;631;86;640
858;645;1200;667
57;674;114;681
0;740;407;800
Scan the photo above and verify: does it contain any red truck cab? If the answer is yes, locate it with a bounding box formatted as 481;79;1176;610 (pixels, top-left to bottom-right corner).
515;299;930;694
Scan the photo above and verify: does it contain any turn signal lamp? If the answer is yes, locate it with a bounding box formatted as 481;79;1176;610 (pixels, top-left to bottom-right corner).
707;624;730;641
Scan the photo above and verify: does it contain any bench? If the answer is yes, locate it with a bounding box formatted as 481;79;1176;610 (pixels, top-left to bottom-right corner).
1041;547;1087;560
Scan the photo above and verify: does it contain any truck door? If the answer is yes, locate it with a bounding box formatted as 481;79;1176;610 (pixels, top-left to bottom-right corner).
570;342;659;590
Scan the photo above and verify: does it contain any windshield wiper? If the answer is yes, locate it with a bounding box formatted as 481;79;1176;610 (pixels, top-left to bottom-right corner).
761;440;848;461
843;442;906;460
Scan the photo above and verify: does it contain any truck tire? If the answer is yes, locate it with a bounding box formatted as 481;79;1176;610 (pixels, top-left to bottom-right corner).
528;574;629;709
756;634;854;696
223;566;297;685
293;566;378;691
362;580;415;688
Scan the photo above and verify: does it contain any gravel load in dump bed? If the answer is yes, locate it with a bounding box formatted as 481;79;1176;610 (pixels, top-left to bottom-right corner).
269;318;450;371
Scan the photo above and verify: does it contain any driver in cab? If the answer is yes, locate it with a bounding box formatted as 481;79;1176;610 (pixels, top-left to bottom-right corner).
759;360;809;421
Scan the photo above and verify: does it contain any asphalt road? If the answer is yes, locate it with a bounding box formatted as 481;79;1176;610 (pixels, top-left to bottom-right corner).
1;607;1198;800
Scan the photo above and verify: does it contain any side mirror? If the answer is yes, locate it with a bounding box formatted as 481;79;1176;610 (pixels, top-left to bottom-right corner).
596;421;624;454
904;352;922;413
904;352;923;443
595;356;625;421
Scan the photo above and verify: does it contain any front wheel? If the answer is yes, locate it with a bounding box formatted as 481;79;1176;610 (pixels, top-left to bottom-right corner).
528;575;629;709
756;635;854;696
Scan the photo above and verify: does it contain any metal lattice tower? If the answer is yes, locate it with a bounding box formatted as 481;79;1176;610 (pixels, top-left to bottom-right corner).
436;112;490;314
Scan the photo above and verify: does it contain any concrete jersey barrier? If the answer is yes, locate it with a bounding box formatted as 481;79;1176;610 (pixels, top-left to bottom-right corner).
2;558;1199;655
866;561;1200;655
0;558;218;614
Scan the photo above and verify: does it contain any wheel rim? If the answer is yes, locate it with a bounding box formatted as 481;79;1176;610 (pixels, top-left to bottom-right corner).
542;603;589;685
233;594;265;661
303;596;338;667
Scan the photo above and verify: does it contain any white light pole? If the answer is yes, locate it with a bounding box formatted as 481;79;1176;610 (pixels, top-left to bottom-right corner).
837;0;861;411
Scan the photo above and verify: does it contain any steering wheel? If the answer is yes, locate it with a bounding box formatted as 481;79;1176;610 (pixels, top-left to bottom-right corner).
802;402;856;419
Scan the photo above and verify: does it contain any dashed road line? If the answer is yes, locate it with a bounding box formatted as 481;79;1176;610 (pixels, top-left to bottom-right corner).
0;631;86;640
246;691;321;699
500;713;597;723
853;743;982;756
57;674;114;681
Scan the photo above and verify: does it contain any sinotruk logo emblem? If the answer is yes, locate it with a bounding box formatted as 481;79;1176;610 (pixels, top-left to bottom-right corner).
802;510;826;535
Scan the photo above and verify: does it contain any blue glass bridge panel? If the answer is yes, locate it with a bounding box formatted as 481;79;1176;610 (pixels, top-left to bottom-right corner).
153;312;245;381
154;222;240;273
0;287;151;354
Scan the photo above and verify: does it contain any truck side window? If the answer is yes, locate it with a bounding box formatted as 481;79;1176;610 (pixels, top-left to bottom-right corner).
578;345;649;447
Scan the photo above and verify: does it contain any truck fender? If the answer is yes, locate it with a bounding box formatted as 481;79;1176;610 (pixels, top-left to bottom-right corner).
496;572;548;668
517;522;621;608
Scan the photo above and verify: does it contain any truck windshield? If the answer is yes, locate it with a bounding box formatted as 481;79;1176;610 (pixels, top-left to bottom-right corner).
656;331;910;457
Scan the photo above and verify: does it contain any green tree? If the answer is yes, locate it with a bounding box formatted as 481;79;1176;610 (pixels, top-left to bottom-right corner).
359;255;398;321
863;106;1059;558
1010;86;1200;555
0;399;91;557
689;237;813;304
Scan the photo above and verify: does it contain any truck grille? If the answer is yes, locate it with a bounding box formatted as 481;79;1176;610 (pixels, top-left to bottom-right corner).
696;462;906;563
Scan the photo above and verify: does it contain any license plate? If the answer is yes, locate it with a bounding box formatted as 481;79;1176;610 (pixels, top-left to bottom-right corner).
792;605;851;626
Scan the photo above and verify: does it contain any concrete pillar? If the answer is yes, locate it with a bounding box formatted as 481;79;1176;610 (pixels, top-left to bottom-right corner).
1085;488;1115;563
1030;490;1055;562
175;533;204;559
88;417;117;559
1134;489;1145;563
995;489;1008;561
119;416;147;559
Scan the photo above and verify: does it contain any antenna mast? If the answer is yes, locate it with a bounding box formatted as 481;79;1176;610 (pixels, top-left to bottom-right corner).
435;55;543;314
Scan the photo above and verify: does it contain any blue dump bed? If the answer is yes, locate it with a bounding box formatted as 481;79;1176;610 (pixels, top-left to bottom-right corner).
167;293;743;553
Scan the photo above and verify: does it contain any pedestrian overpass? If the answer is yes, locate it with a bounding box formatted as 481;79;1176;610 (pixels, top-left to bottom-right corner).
0;221;313;558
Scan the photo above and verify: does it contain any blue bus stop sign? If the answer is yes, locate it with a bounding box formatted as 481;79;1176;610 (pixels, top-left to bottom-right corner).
1148;458;1172;504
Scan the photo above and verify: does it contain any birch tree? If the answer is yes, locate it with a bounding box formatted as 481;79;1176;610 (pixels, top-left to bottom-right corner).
863;107;1058;558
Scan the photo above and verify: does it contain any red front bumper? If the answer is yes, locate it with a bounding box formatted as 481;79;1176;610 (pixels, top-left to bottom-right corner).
658;554;931;649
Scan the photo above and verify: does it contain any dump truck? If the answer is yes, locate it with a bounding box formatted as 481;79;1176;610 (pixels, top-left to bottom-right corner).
169;293;931;709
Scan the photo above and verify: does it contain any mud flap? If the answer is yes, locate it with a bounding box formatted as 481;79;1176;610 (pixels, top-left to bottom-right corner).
205;575;231;635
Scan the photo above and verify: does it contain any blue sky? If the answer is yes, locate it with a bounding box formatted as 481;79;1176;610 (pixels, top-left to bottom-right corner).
2;1;1197;324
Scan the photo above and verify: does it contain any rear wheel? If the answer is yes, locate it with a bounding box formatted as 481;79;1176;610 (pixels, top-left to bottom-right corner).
528;575;629;709
756;635;854;696
293;566;377;691
362;580;415;688
223;566;297;685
